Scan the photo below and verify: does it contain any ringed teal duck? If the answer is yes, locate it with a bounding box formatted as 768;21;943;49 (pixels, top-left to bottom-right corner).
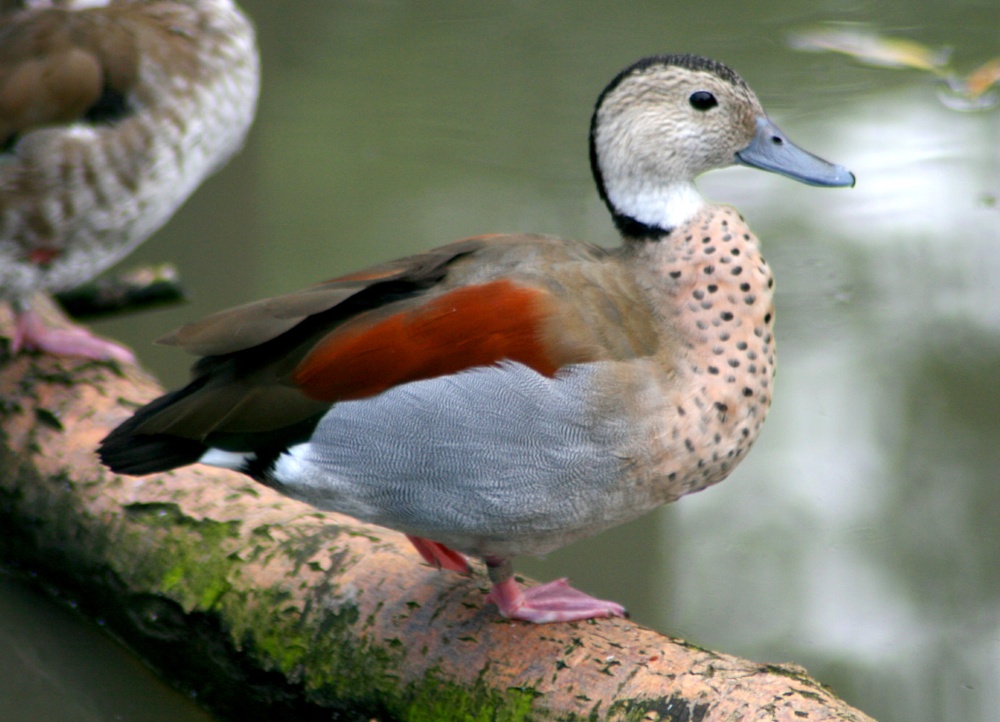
99;54;854;623
0;0;258;361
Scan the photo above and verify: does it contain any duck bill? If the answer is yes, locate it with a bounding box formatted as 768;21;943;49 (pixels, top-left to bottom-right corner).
736;117;855;188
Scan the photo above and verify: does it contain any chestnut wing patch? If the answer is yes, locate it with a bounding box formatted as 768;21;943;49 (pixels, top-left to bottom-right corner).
293;280;563;401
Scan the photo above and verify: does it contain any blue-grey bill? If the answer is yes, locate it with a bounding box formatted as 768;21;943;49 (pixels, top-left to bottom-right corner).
736;116;855;188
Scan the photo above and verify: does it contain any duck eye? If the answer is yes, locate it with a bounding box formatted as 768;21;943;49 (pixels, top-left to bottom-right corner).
689;91;718;111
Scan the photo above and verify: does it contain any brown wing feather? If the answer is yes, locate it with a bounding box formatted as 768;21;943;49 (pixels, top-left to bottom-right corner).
160;236;494;356
131;237;502;441
293;279;566;402
128;234;652;447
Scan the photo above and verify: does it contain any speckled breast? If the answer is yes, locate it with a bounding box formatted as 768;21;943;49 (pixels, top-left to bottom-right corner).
651;205;777;497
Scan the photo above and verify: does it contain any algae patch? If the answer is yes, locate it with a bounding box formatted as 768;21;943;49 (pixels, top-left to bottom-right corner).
400;673;543;722
121;502;240;611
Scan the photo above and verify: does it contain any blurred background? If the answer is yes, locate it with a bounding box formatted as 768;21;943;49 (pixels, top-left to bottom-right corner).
2;1;998;720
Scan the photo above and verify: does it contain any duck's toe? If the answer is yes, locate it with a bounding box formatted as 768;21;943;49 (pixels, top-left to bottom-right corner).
485;576;626;623
12;308;135;363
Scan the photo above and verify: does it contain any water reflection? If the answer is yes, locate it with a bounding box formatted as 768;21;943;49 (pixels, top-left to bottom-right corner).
0;574;213;722
17;2;999;721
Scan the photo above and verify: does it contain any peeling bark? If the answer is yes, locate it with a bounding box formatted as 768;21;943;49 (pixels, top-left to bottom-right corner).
0;298;877;722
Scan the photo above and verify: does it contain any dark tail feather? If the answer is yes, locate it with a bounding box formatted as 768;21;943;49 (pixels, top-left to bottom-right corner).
98;389;208;475
98;433;206;475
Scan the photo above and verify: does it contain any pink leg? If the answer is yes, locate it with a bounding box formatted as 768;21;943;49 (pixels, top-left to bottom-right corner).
483;558;626;623
12;306;135;363
405;535;471;574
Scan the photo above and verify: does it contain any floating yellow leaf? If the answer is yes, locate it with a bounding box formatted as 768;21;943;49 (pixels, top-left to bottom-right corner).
963;56;1000;98
789;28;950;74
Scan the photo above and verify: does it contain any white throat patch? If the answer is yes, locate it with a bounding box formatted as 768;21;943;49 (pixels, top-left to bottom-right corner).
607;182;705;231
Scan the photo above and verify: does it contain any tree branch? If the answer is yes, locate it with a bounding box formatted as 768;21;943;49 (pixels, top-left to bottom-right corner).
0;297;876;722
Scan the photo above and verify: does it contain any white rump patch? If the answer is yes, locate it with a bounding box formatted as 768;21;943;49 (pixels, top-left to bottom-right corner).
199;448;254;470
272;443;312;479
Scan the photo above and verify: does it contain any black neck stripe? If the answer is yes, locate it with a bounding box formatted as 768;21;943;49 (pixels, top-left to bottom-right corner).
611;212;672;240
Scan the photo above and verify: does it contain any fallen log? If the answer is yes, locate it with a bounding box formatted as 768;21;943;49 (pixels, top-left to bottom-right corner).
0;297;876;722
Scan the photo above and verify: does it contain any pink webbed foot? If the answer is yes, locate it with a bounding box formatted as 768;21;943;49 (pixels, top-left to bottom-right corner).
484;558;626;623
484;577;627;623
405;535;471;574
12;307;135;363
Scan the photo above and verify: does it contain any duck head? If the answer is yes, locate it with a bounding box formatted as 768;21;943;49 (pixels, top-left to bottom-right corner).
589;54;855;238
